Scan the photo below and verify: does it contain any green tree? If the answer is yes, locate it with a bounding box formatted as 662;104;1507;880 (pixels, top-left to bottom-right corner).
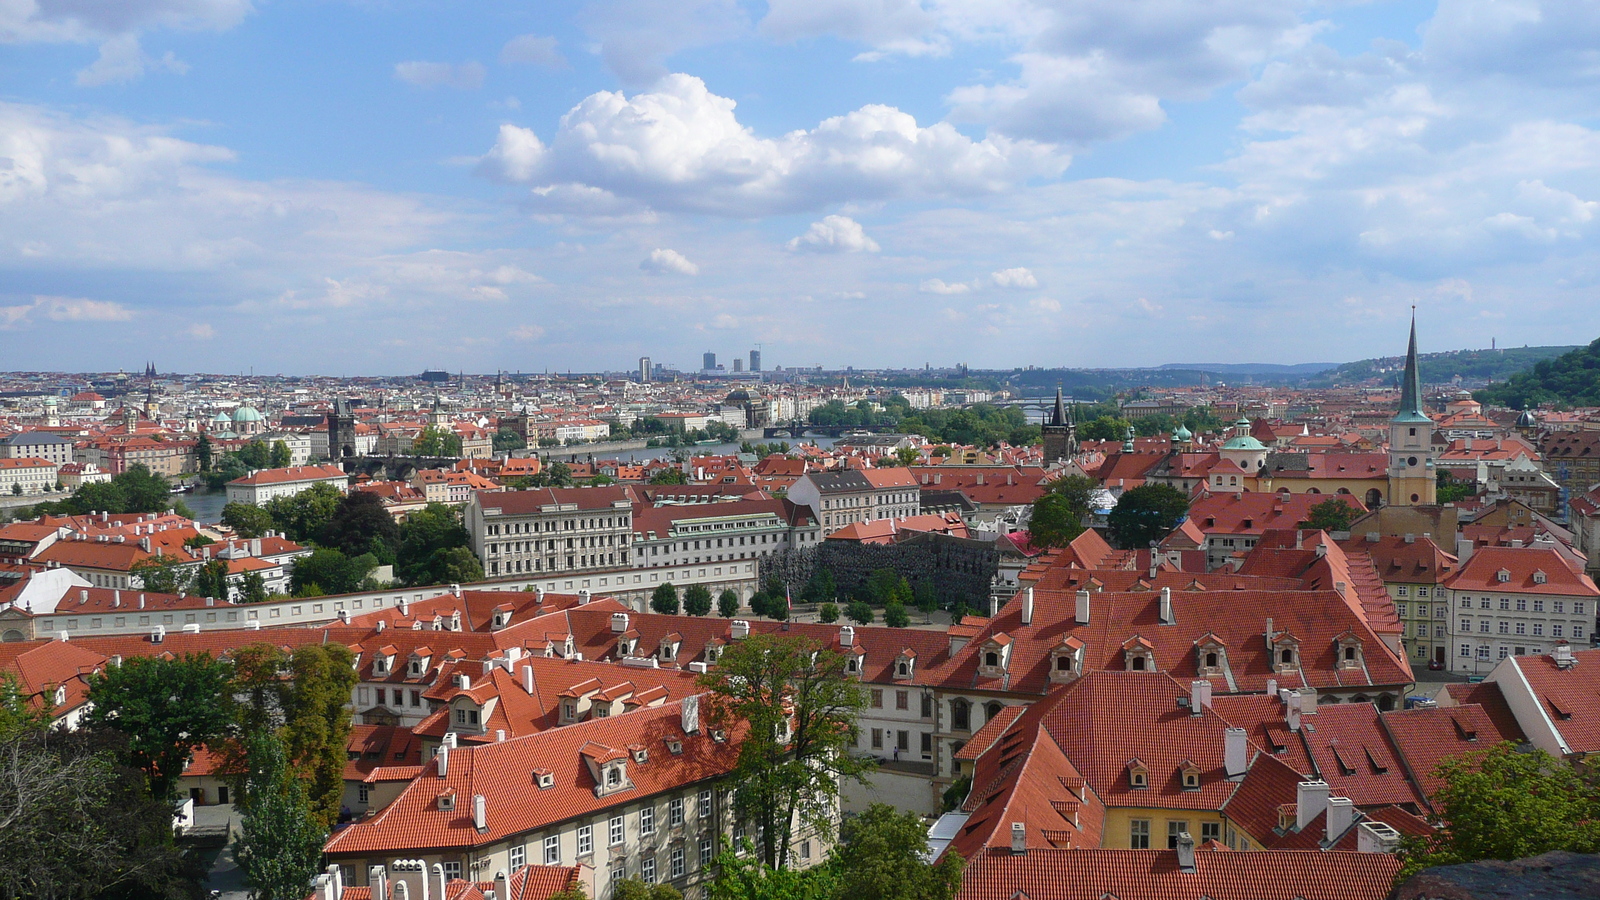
866;569;901;606
818;602;839;624
802;568;837;604
493;428;527;452
699;634;871;869
914;581;938;623
263;482;343;543
718;589;740;618
238;441;272;469
130;554;195;594
1437;470;1476;503
832;804;964;900
1300;497;1358;533
413;425;463;457
223;502;276;538
290;548;376;596
883;601;910;628
941;774;971;813
1397;743;1600;881
84;653;234;799
0;725;204;900
269;440;292;468
195;433;214;471
0;672;48;738
233;731;326;900
614;880;682;900
1028;492;1086;548
651;582;680;615
240;570;269;603
846;600;874;625
650;467;689;485
320;490;400;562
1077;415;1131;442
1106;483;1190;550
194;558;231;600
708;843;836;900
421;546;485;586
684;584;714;616
748;593;771;618
395;502;474;586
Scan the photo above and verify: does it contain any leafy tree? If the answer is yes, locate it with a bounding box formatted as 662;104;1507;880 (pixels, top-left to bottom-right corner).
395;502;474;586
130;554;194;594
194;558;232;600
914;581;938;623
1437;470;1476;503
1106;483;1190;550
0;672;48;738
651;582;680;615
518;460;574;488
866;568;901;605
699;635;871;869
708;843;836;900
237;441;272;469
84;653;234;799
320;490;399;562
263;482;342;543
1397;743;1600;881
1300;497;1358;533
420;546;484;586
290;547;376;596
614;880;681;900
1077;415;1132;442
195;433;214;471
269;440;292;468
767;593;790;621
1028;493;1087;548
650;467;689;485
0;725;204;900
802;568;837;604
240;570;269;604
684;584;714;616
1476;336;1600;408
748;593;770;618
846;600;874;625
718;589;740;618
233;731;326;900
818;602;839;624
883;601;910;628
223;502;276;538
832;804;964;900
941;774;971;813
413;425;463;457
493;428;527;452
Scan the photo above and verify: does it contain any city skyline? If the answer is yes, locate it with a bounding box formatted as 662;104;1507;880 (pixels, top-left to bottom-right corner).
5;2;1600;374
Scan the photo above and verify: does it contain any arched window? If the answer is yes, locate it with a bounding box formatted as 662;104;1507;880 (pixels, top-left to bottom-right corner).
951;699;970;731
1366;489;1383;508
984;702;1003;723
1131;656;1147;671
1056;655;1073;671
984;651;998;668
1205;652;1218;668
1344;647;1356;662
1280;648;1294;665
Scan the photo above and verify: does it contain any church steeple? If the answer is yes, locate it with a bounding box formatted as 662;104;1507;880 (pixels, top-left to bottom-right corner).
1050;386;1066;427
1041;384;1077;462
1394;310;1429;423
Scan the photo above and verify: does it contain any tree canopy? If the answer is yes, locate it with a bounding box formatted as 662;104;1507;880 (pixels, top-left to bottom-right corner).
233;731;326;900
1474;336;1600;408
1106;483;1190;550
1300;497;1358;533
83;653;234;800
832;804;964;900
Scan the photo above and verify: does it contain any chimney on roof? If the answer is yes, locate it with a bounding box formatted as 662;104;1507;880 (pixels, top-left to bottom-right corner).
1315;543;1327;558
1555;642;1576;669
522;664;534;694
139;594;146;609
1075;590;1090;625
79;589;88;604
731;619;750;640
1266;677;1277;697
579;589;591;604
1326;797;1356;845
840;624;854;647
1456;538;1473;564
535;586;545;604
1190;680;1208;715
1296;781;1329;832
327;864;343;900
1404;533;1415;544
368;866;389;900
437;744;449;777
473;793;487;832
1287;691;1302;733
1357;821;1402;854
682;694;700;734
1009;822;1026;855
611;612;630;633
496;729;505;742
1175;832;1196;873
1022;587;1034;626
1159;587;1174;625
495;871;509;900
1224;727;1248;781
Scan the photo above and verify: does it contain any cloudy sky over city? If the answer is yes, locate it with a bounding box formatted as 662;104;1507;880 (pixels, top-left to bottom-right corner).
3;0;1599;374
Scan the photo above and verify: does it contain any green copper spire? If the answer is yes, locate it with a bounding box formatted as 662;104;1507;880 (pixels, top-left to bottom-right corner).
1394;310;1431;423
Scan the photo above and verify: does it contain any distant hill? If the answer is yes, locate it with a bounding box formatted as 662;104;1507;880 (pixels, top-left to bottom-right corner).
1305;345;1581;389
1158;362;1339;377
1474;338;1600;409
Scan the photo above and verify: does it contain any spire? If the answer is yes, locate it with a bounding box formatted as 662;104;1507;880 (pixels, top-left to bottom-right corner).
1395;309;1430;423
1051;385;1066;427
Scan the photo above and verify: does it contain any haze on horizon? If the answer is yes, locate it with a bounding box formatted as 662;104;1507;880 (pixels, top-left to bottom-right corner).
4;1;1599;375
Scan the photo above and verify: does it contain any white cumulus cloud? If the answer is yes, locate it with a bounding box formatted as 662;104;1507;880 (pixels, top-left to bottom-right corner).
475;74;1065;216
76;34;189;86
640;248;700;275
919;278;971;294
2;0;253;44
0;295;134;329
990;266;1037;288
786;216;881;253
394;60;486;90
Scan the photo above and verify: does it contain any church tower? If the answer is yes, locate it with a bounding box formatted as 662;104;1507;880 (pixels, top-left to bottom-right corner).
1041;386;1076;462
1387;313;1436;506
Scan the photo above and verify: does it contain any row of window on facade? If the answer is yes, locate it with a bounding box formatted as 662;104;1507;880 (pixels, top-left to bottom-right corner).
1128;819;1221;849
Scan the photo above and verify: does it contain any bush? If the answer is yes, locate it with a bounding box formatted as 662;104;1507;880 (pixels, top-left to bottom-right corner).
818;602;839;624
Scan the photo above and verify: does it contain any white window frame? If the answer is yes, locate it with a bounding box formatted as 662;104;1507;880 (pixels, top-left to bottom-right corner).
641;805;655;836
544;834;560;865
578;824;594;856
610;815;625;846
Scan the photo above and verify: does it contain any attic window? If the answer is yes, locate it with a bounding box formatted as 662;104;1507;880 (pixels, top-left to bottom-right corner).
438;790;456;810
1128;764;1148;789
847;658;860;673
1343;647;1356;662
1280;649;1295;665
1497;570;1511;583
606;765;624;787
985;652;999;668
1181;765;1201;791
632;747;648;764
1204;652;1218;669
1533;571;1548;585
896;661;910;677
536;771;555;789
1131;656;1147;672
666;739;683;755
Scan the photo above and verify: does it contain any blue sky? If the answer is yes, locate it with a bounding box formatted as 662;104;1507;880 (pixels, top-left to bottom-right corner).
4;0;1600;375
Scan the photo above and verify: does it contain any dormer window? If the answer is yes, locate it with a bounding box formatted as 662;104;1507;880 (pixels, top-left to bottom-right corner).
536;770;555;789
1049;637;1085;684
1128;759;1149;789
438;790;456;810
1497;569;1511;583
1180;760;1201;791
1271;633;1301;674
978;637;1011;678
984;651;999;667
1195;636;1227;678
606;766;623;788
1335;632;1363;671
1533;570;1548;585
561;701;577;723
53;684;67;707
1122;635;1155;672
632;747;648;764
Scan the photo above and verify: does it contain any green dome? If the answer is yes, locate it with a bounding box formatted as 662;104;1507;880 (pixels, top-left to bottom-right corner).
211;411;232;423
1221;435;1267;451
1172;424;1192;441
233;406;263;423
